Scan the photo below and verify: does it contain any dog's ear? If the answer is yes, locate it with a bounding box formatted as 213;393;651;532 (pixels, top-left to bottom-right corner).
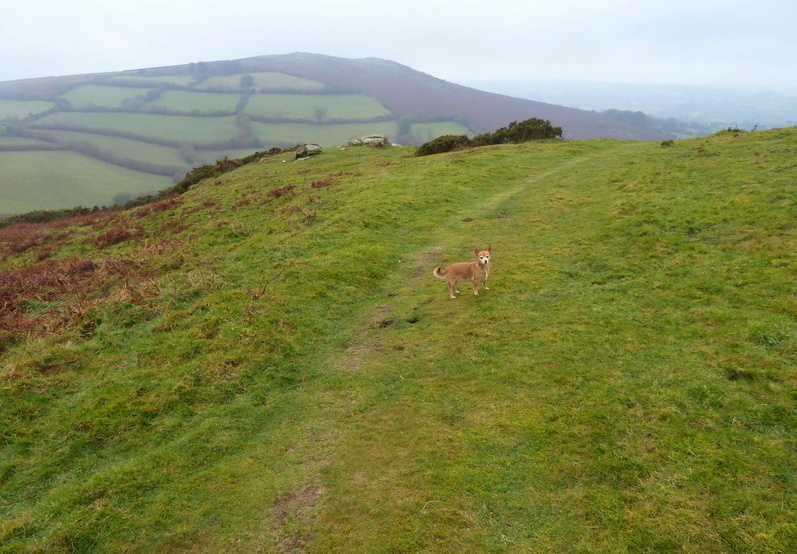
486;245;492;252
474;248;480;256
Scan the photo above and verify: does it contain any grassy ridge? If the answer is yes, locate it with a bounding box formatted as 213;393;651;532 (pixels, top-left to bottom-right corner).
1;130;795;551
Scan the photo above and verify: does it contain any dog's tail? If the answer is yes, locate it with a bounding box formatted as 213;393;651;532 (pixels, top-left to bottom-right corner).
433;266;446;280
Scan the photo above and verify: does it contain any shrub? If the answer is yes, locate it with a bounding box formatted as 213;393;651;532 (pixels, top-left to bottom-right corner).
471;118;563;145
415;135;471;156
415;119;562;156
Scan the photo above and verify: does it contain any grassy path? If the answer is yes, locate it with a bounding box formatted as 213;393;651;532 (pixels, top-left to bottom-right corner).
297;139;794;552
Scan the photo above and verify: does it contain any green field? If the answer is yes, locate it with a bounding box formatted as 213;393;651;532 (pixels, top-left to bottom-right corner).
201;71;326;91
30;129;188;166
61;85;150;109
1;129;795;551
250;120;398;146
147;90;241;113
244;93;391;120
0;136;56;149
107;74;197;87
0;99;55;121
32;112;239;143
0;151;171;214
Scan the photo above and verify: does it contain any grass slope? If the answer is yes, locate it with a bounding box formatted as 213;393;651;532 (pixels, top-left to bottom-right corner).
1;129;795;552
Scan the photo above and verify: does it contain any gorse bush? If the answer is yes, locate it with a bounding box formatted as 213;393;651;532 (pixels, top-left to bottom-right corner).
415;118;562;156
414;134;471;156
471;118;563;145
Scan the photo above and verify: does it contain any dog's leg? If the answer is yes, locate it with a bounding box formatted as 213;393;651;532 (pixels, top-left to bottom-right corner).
447;277;458;299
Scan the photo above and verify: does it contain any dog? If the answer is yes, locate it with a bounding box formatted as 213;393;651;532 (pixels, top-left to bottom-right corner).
433;246;491;299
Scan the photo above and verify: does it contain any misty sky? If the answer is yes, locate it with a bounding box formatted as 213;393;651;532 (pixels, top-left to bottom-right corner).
1;0;795;87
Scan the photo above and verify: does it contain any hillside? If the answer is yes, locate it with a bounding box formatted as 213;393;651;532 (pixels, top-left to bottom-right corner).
0;53;663;217
1;129;796;552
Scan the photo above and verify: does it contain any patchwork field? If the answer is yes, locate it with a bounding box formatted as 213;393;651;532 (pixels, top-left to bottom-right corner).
0;53;676;216
30;129;188;166
200;71;326;91
244;93;391;120
62;85;152;109
147;90;241;113
249;121;399;147
31;112;241;144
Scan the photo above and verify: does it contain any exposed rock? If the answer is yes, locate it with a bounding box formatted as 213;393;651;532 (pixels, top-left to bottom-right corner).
348;134;389;147
294;144;322;159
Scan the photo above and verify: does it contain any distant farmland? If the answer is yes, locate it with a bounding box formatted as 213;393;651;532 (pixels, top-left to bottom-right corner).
0;53;662;215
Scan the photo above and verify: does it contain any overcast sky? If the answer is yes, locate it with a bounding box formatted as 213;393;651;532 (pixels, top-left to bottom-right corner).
1;0;795;87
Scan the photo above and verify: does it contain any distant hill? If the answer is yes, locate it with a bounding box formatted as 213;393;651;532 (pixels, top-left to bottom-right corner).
0;53;664;216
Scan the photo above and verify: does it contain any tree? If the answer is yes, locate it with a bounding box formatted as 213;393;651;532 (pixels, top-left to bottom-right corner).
313;107;327;123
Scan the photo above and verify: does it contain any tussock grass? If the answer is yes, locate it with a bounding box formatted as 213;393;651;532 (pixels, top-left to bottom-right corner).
1;130;796;552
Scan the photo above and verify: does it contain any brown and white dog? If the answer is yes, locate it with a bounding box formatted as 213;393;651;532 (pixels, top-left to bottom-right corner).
433;246;491;299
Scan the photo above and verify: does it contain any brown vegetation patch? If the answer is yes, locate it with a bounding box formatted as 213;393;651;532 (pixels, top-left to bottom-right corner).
91;224;146;248
0;257;99;343
269;485;325;553
268;185;295;199
133;196;182;218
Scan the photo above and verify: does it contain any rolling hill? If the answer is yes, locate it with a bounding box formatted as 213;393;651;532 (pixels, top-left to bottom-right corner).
1;128;795;552
0;53;664;217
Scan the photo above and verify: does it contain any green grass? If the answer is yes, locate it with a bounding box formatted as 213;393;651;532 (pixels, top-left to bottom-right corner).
61;85;151;109
0;99;55;121
32;112;240;143
147;90;241;113
1;130;795;552
31;129;188;166
0;151;172;213
250;120;399;147
108;74;197;87
200;72;326;91
244;93;391;120
0;136;54;148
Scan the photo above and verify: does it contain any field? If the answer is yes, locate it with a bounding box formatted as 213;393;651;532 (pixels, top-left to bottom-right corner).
0;151;171;215
107;74;197;87
249;120;398;147
244;93;391;120
147;90;241;113
0;136;56;149
0;99;54;121
1;129;795;552
31;112;240;144
30;129;188;166
200;71;326;91
62;85;151;109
